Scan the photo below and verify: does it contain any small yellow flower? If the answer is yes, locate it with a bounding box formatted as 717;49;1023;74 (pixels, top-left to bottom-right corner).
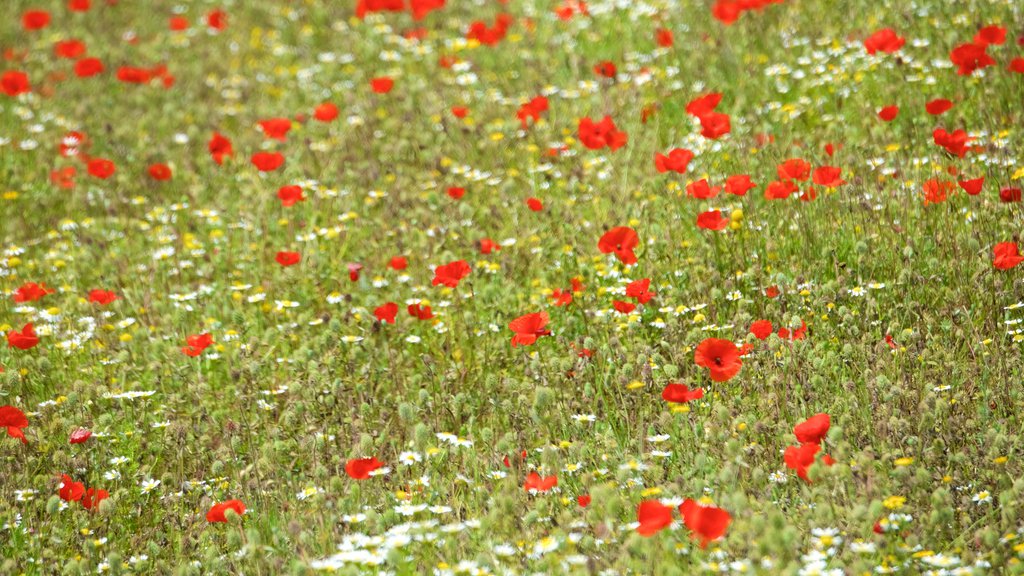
883;495;906;510
894;457;914;467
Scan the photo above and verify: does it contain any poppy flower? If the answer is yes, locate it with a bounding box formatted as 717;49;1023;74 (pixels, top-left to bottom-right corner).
516;96;548;129
59;475;85;501
1000;187;1022;203
408;302;433;320
432;260;471;288
88;289;118;305
69;0;91;11
466;14;513;46
258;118;292;141
2;71;30;96
784;442;834;482
697;210;729;231
374;302;399;324
7;323;39;350
451;106;469;118
509;312;551;347
313;102;338;122
993;242;1024;270
206;9;228;31
550;289;572;306
654;149;694;174
724;174;755;196
950;41;995;76
625;278;654;303
87;158;115;179
51;166;76;189
933;128;972;158
777;158;811;181
54;40;87;59
925;99;953;115
778;320;808;340
694;338;742;382
370;77;394;94
1010;58;1024;74
169;16;189;31
206;500;246;523
277;185;305;207
957;177;984;195
0;405;29;444
22;10;50;31
877;105;899;121
276;251;300;267
142;163;171;182
578;116;627;150
661;383;704;403
765;285;781;298
208;133;233;165
74;57;104;78
69;428;92;444
655;28;674;48
636;500;673;536
794;413;830;444
598;227;639;265
679;499;731;548
251;152;285;172
812;166;845;187
13;282;55;303
922;179;955;205
613;300;636;314
389;256;408;270
685;93;723;118
863;28;905;54
347;263;363;282
749;320;773;340
577;494;591;507
594;61;616;78
698;111;731;139
523;472;558;492
345;457;386;479
81;487;109;510
478;238;500;255
182;333;214;356
447;187;465;199
686;179;721;199
973;24;1006;45
526;197;543;211
764;180;798;200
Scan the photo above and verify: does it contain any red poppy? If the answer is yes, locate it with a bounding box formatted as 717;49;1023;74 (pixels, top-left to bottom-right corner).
777;158;811;181
277;185;305;207
749;320;773;340
169;16;189;31
54;40;87;60
550;288;572;307
625;278;654;303
636;500;673;536
1000;187;1022;203
509;312;551;347
950;41;995;76
389;256;408;270
0;405;29;444
206;500;246;523
51;166;76;189
74;57;104;78
59;475;85;501
142;163;171;181
1;71;30;96
577;494;591;507
88;289;119;305
313;102;338;122
86;158;115;179
863;28;905;54
408;302;433;320
613;300;636;314
13;282;55;303
957;177;984;195
7;323;39;350
523;472;558;492
208;133;233;165
526;197;543;211
479;238;500;255
765;285;781;298
923;179;955;206
276;251;300;267
933;128;972;158
655;28;674;48
661;383;704;404
447;187;465;199
182;333;214;356
206;9;228;31
465;14;513;46
685;93;722;118
812;166;845;187
578;116;627;150
679;499;731;548
778;320;808;340
345;457;385;479
764;179;798;200
697;210;729;231
258;118;292;141
432;260;471;288
794;413;830;444
370;77;394;94
516;96;548;129
598;227;639;265
974;24;1006;45
1010;58;1024;74
81;487;109;510
694;338;742;382
724;174;755;196
784;442;834;482
698;111;731;139
251;152;285;172
374;302;399;324
69;0;91;11
877;105;899;121
22;10;51;31
347;263;363;282
69;428;92;444
451;106;469;118
594;61;616;78
686;179;721;199
994;242;1024;270
654;149;694;174
925;99;953;115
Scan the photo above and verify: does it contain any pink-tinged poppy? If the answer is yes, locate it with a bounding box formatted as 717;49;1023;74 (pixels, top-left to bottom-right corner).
13;282;55;303
81;487;109;510
523;472;558;492
345;457;385;479
69;428;92;444
598;227;639;265
0;405;29;444
863;28;904;54
794;413;830;444
694;338;742;382
2;71;31;96
7;323;39;350
925;98;953;115
697;210;729;231
251;152;285;172
749;320;773;340
509;312;551;347
784;442;834;482
276;251;301;267
208;133;233;165
636;500;673;536
877;105;899;121
679;499;731;548
661;383;704;403
206;500;246;523
432;260;471;288
994;242;1024;270
957;177;984;195
59;474;85;501
374;302;399;324
88;289;119;305
370;77;394;94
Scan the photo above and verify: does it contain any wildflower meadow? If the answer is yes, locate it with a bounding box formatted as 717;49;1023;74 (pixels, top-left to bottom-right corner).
2;0;1024;574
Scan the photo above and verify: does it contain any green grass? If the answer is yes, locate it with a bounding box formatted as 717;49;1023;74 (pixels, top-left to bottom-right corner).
2;0;1024;574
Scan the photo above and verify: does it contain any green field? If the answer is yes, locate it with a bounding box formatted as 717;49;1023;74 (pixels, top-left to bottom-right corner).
2;0;1024;574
